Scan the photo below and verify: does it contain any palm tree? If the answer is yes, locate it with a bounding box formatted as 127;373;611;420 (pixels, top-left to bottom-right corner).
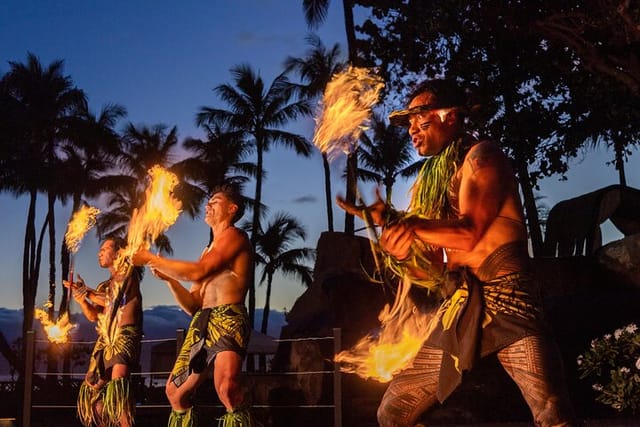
98;123;186;255
284;34;346;232
0;53;85;356
173;122;257;210
302;0;360;234
252;212;315;335
196;64;313;327
357;114;423;204
172;122;259;246
56;102;127;316
302;0;358;64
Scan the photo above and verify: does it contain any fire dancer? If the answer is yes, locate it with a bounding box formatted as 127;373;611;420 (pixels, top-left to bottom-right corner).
337;79;575;426
64;236;143;427
132;184;253;426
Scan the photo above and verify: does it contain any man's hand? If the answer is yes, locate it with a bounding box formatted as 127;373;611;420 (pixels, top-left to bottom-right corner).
380;221;415;261
336;187;389;226
150;266;173;281
64;275;88;301
131;248;153;266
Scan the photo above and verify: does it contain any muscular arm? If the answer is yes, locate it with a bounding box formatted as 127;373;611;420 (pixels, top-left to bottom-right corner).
152;268;202;316
382;141;515;257
134;227;248;279
65;280;105;322
75;297;102;322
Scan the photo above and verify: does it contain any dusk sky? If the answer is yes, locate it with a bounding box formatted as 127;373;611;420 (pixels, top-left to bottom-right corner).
1;0;637;316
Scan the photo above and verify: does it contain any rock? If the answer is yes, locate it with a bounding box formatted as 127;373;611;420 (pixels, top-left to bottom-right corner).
596;233;640;287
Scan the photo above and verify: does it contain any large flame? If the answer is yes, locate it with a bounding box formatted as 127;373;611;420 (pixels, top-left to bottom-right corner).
34;307;76;344
335;295;434;382
313;66;384;160
117;165;182;272
64;205;101;254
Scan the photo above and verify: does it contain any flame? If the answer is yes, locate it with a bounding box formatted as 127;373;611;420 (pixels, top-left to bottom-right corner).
34;308;76;344
64;205;101;254
117;165;182;272
335;296;434;382
313;66;384;160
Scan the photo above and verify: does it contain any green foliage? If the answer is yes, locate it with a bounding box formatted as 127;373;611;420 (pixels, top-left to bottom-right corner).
577;323;640;414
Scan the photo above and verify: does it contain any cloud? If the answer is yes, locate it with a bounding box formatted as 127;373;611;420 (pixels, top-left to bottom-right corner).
291;194;317;204
235;31;298;47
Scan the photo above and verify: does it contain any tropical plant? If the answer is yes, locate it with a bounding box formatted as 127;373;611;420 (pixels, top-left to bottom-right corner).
173;122;256;212
251;212;315;335
356;113;423;204
57;101;127;315
172;122;259;246
284;33;347;231
98;123;185;256
301;0;361;234
577;323;640;414
354;1;594;255
196;64;313;327
0;53;86;357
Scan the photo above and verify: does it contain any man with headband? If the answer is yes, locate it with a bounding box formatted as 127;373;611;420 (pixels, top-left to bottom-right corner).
338;79;575;426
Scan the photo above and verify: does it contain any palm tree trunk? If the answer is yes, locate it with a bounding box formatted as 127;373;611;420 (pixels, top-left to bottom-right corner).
249;143;264;329
515;158;544;256
322;153;334;231
22;190;38;374
342;0;359;235
59;196;80;386
46;193;59;384
58;195;81;317
613;133;627;186
260;275;273;335
344;153;357;234
342;0;358;65
247;138;264;373
500;80;544;256
47;193;56;320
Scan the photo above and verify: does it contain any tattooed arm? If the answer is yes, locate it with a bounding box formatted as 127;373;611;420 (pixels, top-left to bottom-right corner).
381;140;525;260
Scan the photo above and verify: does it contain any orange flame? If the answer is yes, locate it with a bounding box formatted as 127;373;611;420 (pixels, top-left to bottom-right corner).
64;205;101;254
117;165;182;271
313;66;384;160
34;308;76;344
335;296;434;382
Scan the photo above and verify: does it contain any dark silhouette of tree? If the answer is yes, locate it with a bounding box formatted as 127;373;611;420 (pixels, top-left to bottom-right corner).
357;113;423;204
98;123;185;256
353;1;605;255
251;212;314;335
173;122;257;214
196;64;312;327
284;34;347;231
173;122;259;245
0;53;86;363
57;102;127;316
535;0;640;96
302;0;361;234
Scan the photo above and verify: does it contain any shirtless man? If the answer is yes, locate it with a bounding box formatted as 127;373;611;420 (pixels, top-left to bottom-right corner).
133;184;253;427
338;79;575;426
65;236;143;427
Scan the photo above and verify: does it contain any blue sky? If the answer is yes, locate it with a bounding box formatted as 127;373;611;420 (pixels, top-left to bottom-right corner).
1;0;637;315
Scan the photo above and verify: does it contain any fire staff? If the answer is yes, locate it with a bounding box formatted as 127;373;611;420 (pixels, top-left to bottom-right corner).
337;78;576;427
65;237;143;427
133;184;254;427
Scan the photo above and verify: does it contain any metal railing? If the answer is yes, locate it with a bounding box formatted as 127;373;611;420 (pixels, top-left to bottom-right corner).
19;328;343;427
